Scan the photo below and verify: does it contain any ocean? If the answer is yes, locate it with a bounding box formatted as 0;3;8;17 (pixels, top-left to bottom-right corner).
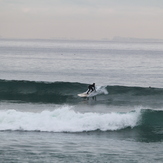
0;38;163;162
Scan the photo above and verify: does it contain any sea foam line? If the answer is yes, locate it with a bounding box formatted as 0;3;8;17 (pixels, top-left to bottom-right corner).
0;106;141;132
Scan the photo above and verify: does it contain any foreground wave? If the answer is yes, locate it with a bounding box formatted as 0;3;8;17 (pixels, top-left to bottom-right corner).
0;107;163;135
1;79;163;107
0;106;138;132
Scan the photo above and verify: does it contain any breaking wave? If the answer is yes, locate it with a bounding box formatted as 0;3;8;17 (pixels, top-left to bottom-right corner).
0;106;162;135
0;106;140;132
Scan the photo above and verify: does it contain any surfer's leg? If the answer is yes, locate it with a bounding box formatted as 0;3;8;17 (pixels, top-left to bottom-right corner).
87;89;90;94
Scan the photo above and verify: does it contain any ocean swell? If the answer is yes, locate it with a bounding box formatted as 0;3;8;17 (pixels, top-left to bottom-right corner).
1;79;163;107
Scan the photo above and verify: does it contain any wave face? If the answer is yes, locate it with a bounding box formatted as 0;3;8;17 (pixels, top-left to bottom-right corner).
0;79;85;104
1;79;163;106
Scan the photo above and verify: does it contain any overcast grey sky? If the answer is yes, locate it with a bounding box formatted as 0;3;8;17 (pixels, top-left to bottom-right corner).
0;0;163;40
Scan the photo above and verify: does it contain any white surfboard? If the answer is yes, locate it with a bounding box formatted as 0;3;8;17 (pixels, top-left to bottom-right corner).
78;92;89;97
78;90;95;97
78;86;108;98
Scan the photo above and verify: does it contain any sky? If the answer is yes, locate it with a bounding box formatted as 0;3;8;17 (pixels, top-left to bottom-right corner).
0;0;163;40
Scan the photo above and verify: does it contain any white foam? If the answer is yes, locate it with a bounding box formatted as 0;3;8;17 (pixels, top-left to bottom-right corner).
0;106;141;132
88;86;108;97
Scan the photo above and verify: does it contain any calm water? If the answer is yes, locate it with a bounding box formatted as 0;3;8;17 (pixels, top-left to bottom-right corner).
1;39;163;87
0;38;163;162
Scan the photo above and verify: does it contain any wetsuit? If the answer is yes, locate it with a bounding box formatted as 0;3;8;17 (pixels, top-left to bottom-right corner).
87;83;95;94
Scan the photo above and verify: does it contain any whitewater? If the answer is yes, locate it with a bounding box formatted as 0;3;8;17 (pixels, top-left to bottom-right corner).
0;38;163;163
0;106;141;132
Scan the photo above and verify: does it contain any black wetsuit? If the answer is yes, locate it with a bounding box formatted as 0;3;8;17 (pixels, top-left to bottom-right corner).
87;84;95;94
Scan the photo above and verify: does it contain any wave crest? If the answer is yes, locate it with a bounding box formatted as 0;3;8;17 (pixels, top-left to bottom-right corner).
0;106;140;132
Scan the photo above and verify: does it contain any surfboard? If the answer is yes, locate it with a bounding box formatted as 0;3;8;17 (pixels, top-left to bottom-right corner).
78;91;95;97
78;92;89;97
78;86;108;98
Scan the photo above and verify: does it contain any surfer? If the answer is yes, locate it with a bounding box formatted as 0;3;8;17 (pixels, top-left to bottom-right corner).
87;83;96;94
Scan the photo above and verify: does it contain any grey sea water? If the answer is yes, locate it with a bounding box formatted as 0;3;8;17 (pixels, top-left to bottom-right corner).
1;39;163;87
0;38;163;163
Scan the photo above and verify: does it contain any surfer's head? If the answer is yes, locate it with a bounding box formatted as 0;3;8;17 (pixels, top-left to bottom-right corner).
93;83;95;86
